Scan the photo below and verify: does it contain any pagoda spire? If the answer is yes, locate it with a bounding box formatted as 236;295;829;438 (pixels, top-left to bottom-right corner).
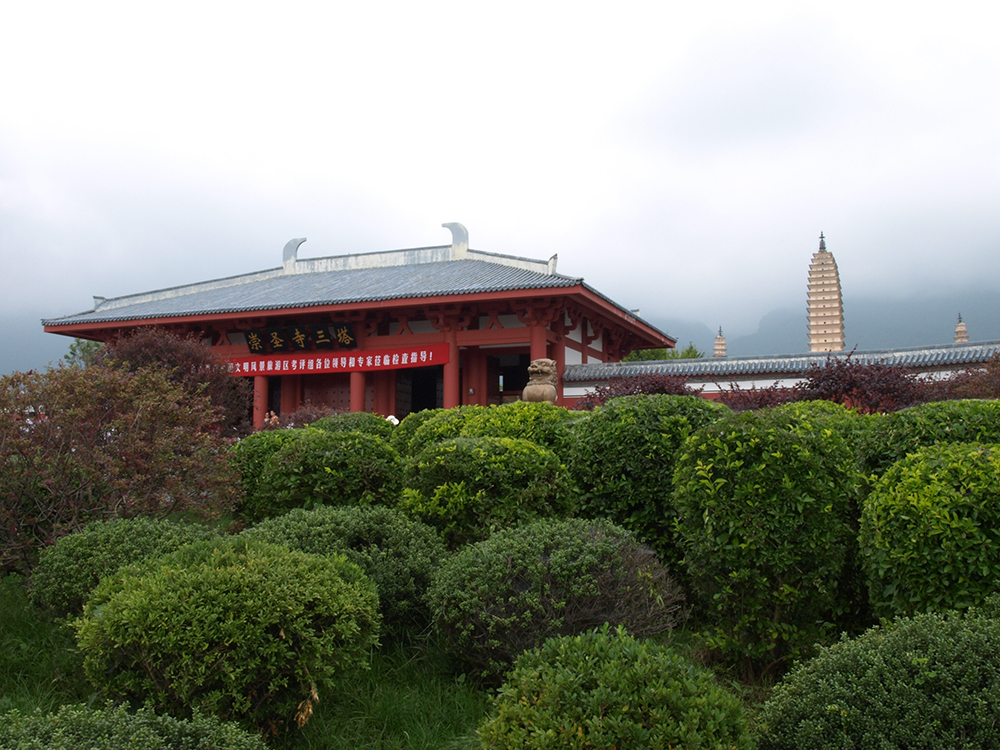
955;313;969;344
713;327;727;358
807;232;844;352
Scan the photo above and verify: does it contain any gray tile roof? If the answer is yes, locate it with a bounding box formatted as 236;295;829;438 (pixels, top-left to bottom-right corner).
43;247;588;326
564;340;1000;381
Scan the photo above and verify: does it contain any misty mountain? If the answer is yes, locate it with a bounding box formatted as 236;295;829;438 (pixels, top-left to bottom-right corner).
653;288;999;358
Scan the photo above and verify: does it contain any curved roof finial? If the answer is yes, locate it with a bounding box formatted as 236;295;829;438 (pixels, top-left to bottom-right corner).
819;232;826;251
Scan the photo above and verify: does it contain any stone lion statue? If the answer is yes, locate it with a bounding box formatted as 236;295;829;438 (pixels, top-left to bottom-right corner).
521;358;558;405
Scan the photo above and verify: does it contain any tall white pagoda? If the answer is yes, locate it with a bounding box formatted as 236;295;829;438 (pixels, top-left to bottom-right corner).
807;233;845;352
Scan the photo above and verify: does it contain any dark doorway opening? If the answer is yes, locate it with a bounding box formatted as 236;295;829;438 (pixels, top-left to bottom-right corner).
411;366;442;412
268;376;282;415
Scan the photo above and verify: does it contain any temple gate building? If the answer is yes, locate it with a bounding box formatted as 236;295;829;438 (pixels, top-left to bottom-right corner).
43;224;674;428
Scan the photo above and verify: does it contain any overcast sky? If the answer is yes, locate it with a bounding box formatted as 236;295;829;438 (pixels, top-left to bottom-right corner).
3;2;998;373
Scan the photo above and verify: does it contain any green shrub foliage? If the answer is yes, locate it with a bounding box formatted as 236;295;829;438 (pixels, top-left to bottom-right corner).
860;399;1000;475
401;437;576;547
311;411;395;440
243;505;445;634
758;608;1000;750
567;394;729;572
390;408;443;457
427;517;685;680
404;405;485;455
480;625;752;750
768;400;879;633
673;407;860;676
74;537;380;735
244;428;403;522
0;702;266;750
29;517;217;619
458;401;577;460
230;429;301;517
861;442;1000;618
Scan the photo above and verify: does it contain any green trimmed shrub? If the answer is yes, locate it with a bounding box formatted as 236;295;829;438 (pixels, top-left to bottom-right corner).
311;411;395;440
567;394;729;572
427;518;685;680
480;624;752;750
244;428;403;522
0;702;266;750
458;401;578;460
405;405;485;455
230;428;301;515
758;608;1000;750
242;505;445;635
861;442;1000;618
74;537;380;735
673;407;860;676
29;517;217;619
401;437;576;547
390;408;443;457
860;399;1000;476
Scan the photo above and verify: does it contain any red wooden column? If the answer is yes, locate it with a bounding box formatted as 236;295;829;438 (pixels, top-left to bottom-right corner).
443;327;460;409
517;300;562;364
372;370;396;416
350;371;366;412
252;375;268;430
552;316;567;405
529;322;548;362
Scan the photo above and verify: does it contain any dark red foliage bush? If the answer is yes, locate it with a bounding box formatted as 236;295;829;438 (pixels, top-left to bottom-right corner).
931;355;1000;400
98;328;252;436
0;365;239;574
575;374;700;410
716;382;803;413
258;402;342;430
796;355;928;413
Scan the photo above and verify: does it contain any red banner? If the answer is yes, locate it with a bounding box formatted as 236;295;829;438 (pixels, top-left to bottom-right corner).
227;343;449;377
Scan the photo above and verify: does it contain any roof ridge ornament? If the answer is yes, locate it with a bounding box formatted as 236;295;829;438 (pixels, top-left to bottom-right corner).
283;238;307;272
441;223;468;259
819;232;826;251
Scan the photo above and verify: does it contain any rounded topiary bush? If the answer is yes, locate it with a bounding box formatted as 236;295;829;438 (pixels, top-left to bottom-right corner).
758;608;1000;750
244;428;403;522
74;537;381;735
242;505;445;635
567;394;730;572
404;405;485;455
673;407;860;676
861;442;1000;618
310;411;395;440
230;429;301;515
0;702;266;750
401;436;576;547
480;624;752;750
427;517;685;680
860;399;1000;476
458;401;577;460
29;517;217;618
390;408;443;457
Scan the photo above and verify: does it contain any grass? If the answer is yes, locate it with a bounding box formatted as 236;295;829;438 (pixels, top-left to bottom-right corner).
0;574;89;715
1;571;775;749
0;573;491;749
292;642;490;749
